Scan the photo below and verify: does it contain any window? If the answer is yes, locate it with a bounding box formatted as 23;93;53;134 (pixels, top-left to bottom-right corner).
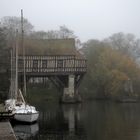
33;60;38;68
42;60;47;68
57;60;63;68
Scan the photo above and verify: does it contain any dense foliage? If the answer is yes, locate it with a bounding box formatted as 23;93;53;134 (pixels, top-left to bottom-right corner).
80;38;140;100
0;27;10;102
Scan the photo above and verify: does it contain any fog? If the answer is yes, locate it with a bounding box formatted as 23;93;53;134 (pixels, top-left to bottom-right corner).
0;0;140;42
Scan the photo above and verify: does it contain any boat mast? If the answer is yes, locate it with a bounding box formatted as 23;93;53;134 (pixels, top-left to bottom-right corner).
15;29;19;99
10;49;15;98
21;9;26;97
9;49;13;98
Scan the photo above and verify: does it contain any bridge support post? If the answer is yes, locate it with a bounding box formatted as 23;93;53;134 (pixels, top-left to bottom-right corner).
61;75;82;103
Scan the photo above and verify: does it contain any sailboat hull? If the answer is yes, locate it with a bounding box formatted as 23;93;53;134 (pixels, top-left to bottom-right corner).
14;112;39;123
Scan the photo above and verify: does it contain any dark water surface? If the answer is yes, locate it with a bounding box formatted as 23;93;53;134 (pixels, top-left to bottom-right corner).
12;101;140;140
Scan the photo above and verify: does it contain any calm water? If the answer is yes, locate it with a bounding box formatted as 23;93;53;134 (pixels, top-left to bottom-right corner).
12;101;140;140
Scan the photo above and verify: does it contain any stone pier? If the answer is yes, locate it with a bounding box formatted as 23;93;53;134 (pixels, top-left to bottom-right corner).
61;75;82;103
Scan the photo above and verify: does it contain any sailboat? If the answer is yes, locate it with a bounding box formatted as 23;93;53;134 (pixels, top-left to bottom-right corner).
14;90;39;123
5;10;39;123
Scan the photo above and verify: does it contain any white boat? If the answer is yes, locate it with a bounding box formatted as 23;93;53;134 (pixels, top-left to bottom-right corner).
5;88;39;123
14;112;39;123
14;89;39;123
14;106;39;123
5;10;39;123
5;97;39;123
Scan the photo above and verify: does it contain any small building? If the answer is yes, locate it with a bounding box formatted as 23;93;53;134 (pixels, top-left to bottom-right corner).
18;38;87;103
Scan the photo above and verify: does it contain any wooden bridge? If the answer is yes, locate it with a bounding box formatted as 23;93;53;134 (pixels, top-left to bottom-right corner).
18;39;87;103
18;55;86;75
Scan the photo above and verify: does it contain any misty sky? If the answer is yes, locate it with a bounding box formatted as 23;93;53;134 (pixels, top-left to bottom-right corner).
0;0;140;42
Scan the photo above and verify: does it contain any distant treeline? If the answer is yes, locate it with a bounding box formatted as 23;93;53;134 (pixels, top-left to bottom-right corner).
80;36;140;100
1;16;140;101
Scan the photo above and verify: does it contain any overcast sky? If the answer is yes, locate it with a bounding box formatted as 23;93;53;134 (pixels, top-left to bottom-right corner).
0;0;140;42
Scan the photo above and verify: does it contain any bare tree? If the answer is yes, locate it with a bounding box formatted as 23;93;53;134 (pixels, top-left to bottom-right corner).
58;25;76;39
0;16;34;48
30;25;76;39
104;32;140;59
1;16;33;35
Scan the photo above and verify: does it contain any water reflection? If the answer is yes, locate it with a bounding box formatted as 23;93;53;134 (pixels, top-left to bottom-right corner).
12;101;140;140
83;101;140;140
62;104;86;139
13;123;39;140
37;103;86;140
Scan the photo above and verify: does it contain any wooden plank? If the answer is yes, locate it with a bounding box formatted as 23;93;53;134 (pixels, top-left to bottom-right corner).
0;121;17;140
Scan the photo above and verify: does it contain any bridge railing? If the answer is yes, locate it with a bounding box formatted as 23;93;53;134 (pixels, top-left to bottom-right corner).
18;55;87;75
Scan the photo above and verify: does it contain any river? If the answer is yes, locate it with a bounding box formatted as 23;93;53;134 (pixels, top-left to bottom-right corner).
12;101;140;140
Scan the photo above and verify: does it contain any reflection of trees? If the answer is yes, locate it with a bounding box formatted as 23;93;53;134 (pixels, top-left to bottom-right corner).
38;103;86;140
84;101;140;140
38;103;67;132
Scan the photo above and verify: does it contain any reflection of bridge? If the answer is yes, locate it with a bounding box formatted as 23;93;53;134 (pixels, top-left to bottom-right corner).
18;39;87;103
37;104;86;139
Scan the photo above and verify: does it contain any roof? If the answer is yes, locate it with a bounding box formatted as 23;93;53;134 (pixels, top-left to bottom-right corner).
18;38;84;59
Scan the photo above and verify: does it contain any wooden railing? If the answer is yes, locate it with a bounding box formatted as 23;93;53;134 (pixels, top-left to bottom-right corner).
18;55;87;75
